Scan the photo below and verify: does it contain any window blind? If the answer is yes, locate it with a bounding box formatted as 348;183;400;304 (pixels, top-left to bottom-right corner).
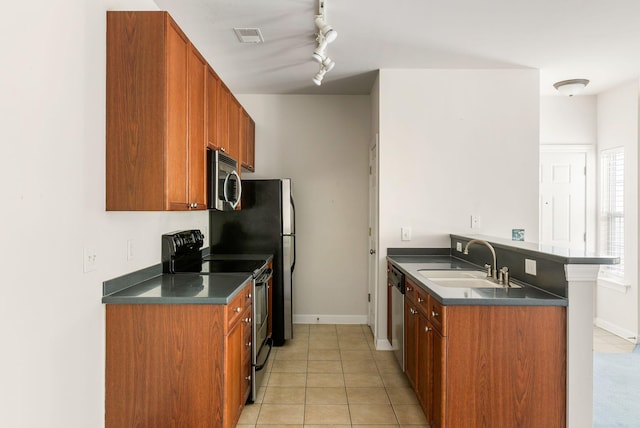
599;147;624;276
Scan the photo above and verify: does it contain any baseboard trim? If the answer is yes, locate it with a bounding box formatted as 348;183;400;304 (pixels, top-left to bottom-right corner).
293;314;368;325
595;318;638;343
375;339;393;351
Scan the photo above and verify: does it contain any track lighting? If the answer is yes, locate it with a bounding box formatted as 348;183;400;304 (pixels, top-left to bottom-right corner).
314;16;337;44
321;56;335;72
311;0;337;86
312;67;327;86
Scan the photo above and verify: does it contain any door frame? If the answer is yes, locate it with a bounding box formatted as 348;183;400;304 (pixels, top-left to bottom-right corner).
540;144;596;253
367;135;380;337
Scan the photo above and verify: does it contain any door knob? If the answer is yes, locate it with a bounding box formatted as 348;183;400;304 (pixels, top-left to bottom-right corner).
369;249;376;255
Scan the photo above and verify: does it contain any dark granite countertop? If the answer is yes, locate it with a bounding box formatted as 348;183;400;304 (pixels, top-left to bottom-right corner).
102;272;253;304
387;254;567;307
102;251;273;305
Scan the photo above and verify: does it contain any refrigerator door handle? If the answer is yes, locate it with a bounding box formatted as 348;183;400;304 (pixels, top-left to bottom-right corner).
292;236;296;273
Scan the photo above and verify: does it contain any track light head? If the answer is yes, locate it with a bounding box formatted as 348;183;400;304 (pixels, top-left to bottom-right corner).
312;40;328;63
322;56;335;72
312;67;327;86
314;16;337;43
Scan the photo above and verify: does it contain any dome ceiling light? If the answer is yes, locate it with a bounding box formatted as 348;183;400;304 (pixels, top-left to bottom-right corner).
553;79;590;96
312;0;337;86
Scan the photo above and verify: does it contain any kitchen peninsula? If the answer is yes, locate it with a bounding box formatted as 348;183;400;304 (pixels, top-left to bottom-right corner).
387;234;618;428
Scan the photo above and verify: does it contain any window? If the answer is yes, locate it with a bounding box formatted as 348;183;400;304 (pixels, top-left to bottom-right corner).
599;147;624;276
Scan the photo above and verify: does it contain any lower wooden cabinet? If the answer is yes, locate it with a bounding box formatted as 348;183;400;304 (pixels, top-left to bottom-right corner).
105;283;253;428
401;275;566;428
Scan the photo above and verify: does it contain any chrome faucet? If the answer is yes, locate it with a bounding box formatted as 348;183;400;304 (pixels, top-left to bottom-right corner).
463;239;498;280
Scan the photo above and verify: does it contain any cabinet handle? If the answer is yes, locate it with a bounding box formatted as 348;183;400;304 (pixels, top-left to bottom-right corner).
247;293;252;299
235;307;242;313
424;326;431;332
245;376;251;381
243;317;252;324
406;286;413;292
192;203;198;208
432;310;439;318
246;341;252;348
220;147;226;152
417;297;424;303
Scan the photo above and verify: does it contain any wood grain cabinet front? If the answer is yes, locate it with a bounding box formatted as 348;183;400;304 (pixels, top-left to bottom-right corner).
240;108;256;172
105;283;254;428
393;269;566;428
106;11;207;211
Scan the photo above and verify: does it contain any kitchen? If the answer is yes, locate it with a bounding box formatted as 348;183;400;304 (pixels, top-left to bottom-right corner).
1;1;639;428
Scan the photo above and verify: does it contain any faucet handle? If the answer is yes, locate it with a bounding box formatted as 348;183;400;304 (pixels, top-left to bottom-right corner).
483;263;492;278
499;266;510;286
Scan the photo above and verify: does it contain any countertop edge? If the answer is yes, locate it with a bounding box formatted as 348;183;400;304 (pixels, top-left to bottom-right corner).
387;255;568;307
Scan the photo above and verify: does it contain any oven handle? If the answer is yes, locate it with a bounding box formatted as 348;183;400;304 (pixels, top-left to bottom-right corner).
253;337;273;371
256;268;273;284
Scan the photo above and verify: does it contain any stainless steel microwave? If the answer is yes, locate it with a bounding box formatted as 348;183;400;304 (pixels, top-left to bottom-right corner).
207;150;242;211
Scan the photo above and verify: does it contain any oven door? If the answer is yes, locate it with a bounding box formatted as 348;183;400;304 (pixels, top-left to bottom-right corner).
251;268;272;402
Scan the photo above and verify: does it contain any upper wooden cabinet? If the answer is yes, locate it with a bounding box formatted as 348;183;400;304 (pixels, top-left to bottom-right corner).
215;80;231;155
106;11;207;211
241;108;256;172
228;96;241;161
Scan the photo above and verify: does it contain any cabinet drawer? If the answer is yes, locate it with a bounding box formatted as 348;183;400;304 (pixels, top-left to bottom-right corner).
404;277;418;303
226;291;245;330
428;298;447;335
415;286;430;314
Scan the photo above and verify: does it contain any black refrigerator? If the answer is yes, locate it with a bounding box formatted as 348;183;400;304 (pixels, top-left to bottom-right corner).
209;178;295;346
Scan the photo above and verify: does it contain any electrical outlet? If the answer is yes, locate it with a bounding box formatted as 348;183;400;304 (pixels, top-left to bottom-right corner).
525;259;537;276
83;247;98;273
456;242;462;252
401;227;412;241
127;239;135;261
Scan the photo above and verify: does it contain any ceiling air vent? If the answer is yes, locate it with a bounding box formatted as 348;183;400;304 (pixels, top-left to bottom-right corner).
233;28;264;44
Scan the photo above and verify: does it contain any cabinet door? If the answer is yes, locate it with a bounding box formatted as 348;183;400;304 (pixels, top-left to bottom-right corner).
431;328;446;428
224;320;243;427
228;97;241;162
240;109;256;171
417;315;434;421
404;299;419;389
242;306;253;403
187;44;207;209
206;66;219;150
216;80;230;154
164;17;190;210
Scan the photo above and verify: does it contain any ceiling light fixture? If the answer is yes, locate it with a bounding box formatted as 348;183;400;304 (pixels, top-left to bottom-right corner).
311;0;337;86
553;79;590;96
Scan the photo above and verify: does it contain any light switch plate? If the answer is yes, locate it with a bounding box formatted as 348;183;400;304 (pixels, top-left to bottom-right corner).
525;259;537;276
401;227;412;241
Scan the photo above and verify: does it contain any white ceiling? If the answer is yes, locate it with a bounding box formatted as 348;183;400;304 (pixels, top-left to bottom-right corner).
153;0;640;96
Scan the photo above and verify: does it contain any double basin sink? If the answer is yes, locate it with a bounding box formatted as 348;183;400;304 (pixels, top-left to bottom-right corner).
418;269;521;289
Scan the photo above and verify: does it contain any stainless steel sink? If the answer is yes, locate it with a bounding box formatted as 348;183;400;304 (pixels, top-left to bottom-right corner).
418;270;488;279
417;270;522;289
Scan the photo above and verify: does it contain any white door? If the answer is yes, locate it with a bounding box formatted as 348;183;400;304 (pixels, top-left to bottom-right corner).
367;137;379;335
540;151;587;250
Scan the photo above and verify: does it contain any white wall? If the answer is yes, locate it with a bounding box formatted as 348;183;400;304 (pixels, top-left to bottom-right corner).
540;96;597;144
236;95;371;323
595;81;639;342
375;69;541;342
0;1;210;426
539;96;598;252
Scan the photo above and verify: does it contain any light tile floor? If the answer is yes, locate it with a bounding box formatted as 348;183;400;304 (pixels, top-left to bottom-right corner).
593;326;637;353
237;324;429;427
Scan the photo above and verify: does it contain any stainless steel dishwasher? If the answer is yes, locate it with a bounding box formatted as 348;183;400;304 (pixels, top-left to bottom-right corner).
389;264;405;370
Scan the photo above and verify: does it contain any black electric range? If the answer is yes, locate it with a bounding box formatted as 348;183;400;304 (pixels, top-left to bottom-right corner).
161;230;273;403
